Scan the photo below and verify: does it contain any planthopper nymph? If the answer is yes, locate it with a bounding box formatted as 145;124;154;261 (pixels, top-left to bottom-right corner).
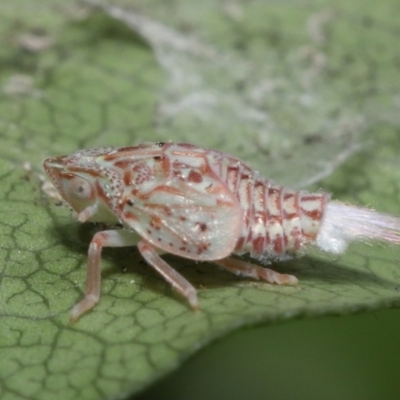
44;142;400;321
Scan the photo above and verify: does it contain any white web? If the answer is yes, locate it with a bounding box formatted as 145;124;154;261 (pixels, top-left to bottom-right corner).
84;0;366;187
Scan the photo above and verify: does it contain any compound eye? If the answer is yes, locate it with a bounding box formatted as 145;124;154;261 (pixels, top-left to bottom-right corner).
67;177;94;201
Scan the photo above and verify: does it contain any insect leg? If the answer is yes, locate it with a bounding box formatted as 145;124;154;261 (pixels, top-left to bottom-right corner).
214;257;299;285
70;229;139;322
137;240;199;310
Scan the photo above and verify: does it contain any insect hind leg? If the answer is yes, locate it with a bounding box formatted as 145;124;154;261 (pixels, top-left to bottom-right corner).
214;257;299;285
137;240;199;310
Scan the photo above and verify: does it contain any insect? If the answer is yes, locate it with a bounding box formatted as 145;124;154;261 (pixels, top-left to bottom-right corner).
44;142;400;321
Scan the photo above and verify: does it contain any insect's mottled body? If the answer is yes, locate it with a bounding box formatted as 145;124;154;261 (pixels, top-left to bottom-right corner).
215;155;328;258
44;142;400;321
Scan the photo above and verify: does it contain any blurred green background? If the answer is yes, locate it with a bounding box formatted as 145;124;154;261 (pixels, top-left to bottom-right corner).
139;309;400;400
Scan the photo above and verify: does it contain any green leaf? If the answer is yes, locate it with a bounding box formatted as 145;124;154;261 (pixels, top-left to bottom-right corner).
1;1;400;399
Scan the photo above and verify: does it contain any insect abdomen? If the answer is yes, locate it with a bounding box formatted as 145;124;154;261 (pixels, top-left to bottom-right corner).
220;160;329;258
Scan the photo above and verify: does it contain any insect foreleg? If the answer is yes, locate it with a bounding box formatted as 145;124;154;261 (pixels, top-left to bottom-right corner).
70;229;140;322
214;258;299;285
137;241;199;310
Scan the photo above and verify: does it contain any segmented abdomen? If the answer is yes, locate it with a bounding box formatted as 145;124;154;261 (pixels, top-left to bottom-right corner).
208;150;329;258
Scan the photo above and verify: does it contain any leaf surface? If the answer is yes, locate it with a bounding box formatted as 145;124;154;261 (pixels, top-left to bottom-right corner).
0;1;400;399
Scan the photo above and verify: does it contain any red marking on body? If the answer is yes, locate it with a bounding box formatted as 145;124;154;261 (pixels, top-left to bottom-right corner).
150;215;163;228
282;233;289;247
94;181;109;205
284;192;294;200
282;193;295;219
245;180;253;208
114;160;131;169
123;210;138;221
150;220;161;230
163;206;173;216
253;236;265;254
291;227;302;250
92;231;108;247
265;231;271;248
188;169;203;183
301;194;321;202
303;208;323;221
246;230;253;246
64;166;102;176
293;191;303;242
133;163;152;185
267;187;280;213
268;187;279;196
160;155;171;176
130;188;139;196
155;185;185;197
196;222;207;232
284;211;297;220
227;166;240;191
104;151;128;161
276;187;284;212
254;180;264;189
235;236;245;251
197;242;210;254
123;170;132;186
268;215;281;225
61;173;76;181
273;235;283;254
